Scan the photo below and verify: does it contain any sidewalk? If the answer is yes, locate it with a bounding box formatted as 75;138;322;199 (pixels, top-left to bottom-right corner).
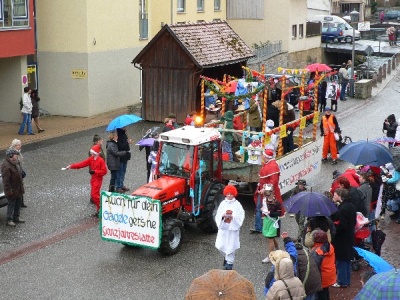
0;107;128;151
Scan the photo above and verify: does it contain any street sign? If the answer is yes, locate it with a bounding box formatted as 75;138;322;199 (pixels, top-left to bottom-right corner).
358;21;370;31
365;45;374;56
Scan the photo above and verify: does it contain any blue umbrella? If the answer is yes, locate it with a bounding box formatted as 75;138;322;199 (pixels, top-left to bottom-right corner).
284;191;338;217
106;114;143;132
339;140;393;167
354;268;400;300
354;247;394;273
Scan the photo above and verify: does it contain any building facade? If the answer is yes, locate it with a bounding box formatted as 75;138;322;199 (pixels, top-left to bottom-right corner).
34;0;227;119
0;0;35;122
227;0;322;69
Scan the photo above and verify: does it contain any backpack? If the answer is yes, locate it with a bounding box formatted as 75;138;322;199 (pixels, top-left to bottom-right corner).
338;71;343;84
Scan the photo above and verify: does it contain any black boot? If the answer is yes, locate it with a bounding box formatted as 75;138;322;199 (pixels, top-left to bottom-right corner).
21;197;27;208
109;185;115;192
224;263;233;270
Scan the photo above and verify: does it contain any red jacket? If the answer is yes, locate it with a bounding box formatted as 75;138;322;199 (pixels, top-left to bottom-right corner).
70;156;107;177
311;242;336;288
330;168;360;195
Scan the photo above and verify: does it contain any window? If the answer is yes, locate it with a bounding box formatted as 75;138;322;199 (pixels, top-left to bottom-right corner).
0;0;29;28
177;0;185;13
292;24;297;39
139;0;148;39
299;24;304;38
197;0;204;12
214;0;221;11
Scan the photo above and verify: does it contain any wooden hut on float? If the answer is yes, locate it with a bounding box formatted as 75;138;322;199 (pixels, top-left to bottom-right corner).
132;21;254;123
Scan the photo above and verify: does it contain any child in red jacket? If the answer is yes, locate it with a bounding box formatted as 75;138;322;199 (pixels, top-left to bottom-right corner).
64;144;107;215
310;229;336;300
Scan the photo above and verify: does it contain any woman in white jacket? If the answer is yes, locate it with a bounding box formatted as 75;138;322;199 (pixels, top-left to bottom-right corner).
18;86;34;135
215;184;245;270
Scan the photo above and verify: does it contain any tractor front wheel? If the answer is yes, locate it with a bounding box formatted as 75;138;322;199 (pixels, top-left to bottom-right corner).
197;183;225;233
158;218;184;256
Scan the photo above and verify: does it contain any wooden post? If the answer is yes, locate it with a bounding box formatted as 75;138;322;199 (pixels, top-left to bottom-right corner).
312;71;319;140
277;76;286;157
201;79;205;121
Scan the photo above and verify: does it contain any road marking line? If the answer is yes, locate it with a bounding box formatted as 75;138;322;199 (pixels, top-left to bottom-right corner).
0;217;98;266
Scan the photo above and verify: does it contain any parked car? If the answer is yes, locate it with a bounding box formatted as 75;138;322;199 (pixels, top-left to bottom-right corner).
384;11;400;20
311;15;361;42
0;173;7;208
321;22;345;43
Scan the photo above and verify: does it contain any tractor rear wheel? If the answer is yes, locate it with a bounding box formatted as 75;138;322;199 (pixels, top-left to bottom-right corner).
197;183;225;233
158;218;184;256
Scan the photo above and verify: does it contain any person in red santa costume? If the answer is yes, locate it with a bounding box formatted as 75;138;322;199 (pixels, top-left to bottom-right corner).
257;149;284;214
65;144;108;216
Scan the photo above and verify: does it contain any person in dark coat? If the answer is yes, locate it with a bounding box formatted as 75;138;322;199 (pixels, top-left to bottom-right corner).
106;131;128;193
116;127;132;193
1;149;25;226
337;176;365;216
383;114;397;148
31;90;45;133
319;81;327;112
331;188;357;288
294;242;322;299
267;103;280;130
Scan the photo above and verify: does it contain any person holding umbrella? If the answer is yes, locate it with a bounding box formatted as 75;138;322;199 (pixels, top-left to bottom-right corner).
106;131;129;193
116;127;133;193
320;107;341;165
331;188;357;289
291;179;308;242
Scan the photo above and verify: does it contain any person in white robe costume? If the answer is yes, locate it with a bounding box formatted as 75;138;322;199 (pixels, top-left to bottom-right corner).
215;185;245;270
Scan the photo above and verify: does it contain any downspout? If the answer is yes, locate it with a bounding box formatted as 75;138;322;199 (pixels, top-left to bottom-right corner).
134;63;144;117
171;0;173;24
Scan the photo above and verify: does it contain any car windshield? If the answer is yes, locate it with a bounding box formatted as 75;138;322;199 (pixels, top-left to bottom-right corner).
159;142;194;178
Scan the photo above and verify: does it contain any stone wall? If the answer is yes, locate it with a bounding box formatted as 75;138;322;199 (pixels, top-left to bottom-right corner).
247;47;323;72
355;79;374;99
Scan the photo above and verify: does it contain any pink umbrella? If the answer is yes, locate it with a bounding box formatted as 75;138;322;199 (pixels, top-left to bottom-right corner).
305;63;332;72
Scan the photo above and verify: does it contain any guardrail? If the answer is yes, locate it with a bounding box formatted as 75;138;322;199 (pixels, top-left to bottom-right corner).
248;41;282;63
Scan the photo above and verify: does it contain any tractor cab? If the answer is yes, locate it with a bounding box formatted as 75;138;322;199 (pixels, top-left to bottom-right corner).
158;126;223;179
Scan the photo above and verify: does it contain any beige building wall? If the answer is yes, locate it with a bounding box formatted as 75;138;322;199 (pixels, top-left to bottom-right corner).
228;0;320;69
36;0;143;117
150;0;226;32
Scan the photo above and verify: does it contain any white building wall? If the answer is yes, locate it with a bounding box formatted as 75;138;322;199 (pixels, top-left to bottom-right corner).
0;56;27;122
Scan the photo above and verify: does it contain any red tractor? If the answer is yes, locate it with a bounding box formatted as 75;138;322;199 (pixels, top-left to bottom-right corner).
132;126;228;255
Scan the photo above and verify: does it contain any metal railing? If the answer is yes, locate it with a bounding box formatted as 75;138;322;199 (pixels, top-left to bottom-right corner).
248;41;282;63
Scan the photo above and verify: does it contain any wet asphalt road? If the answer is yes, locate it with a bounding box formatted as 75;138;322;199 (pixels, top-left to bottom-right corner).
0;73;399;300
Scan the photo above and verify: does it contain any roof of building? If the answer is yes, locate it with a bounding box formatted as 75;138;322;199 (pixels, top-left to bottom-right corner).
133;21;254;68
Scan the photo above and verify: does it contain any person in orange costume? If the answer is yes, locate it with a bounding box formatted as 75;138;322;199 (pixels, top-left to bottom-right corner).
320;107;341;165
65;144;107;215
257;149;284;214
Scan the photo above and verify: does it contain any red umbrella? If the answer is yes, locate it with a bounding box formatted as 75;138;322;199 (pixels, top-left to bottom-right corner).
305;63;332;72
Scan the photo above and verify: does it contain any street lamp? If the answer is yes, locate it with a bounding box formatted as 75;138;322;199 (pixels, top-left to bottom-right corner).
349;9;360;98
